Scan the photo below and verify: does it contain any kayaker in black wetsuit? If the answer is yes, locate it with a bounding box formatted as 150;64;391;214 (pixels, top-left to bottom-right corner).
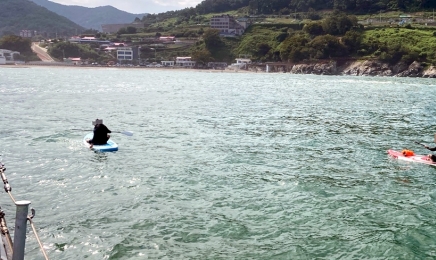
87;119;111;148
424;145;436;162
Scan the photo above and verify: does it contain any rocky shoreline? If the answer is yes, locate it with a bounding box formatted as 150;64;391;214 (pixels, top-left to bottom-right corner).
288;60;436;78
5;60;436;77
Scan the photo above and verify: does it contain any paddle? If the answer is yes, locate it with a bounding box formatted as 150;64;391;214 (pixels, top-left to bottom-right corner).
72;129;133;136
415;141;428;148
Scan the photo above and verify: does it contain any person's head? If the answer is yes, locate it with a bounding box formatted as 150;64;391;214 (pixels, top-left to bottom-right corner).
92;119;103;126
428;154;436;162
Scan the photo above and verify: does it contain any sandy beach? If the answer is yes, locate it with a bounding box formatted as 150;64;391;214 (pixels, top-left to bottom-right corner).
1;63;262;73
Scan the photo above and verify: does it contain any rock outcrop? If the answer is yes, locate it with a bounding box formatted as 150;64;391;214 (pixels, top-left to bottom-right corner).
287;60;436;77
290;61;338;75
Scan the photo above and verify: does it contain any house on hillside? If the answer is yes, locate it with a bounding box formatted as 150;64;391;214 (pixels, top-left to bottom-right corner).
159;36;176;42
19;30;35;38
210;15;249;36
68;36;110;44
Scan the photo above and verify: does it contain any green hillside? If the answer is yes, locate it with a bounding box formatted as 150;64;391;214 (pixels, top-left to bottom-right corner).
3;0;435;66
0;0;84;37
193;0;436;14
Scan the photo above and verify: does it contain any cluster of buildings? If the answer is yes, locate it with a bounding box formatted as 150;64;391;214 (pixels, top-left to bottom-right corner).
64;36;193;67
101;14;250;36
64;37;200;68
11;14;252;68
19;30;37;38
91;15;250;66
209;15;250;36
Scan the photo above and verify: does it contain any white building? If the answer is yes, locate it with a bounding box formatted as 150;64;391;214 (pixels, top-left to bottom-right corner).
175;57;196;68
0;49;20;62
0;53;5;65
116;47;139;63
68;36;111;45
64;57;81;65
210;15;247;36
228;58;252;70
161;61;175;67
19;30;35;38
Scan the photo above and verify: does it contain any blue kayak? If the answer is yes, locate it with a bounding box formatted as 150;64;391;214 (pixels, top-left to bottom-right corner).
83;133;118;152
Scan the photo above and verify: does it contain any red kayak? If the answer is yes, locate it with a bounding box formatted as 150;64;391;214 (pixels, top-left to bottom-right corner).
387;149;436;166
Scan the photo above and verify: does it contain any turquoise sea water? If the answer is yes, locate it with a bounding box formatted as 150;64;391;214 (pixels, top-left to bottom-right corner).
1;66;436;259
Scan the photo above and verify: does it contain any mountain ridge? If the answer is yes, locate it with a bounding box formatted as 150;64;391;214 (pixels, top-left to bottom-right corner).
0;0;84;37
29;0;149;30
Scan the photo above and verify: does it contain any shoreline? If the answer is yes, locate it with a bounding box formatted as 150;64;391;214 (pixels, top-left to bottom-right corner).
3;60;436;77
0;63;261;73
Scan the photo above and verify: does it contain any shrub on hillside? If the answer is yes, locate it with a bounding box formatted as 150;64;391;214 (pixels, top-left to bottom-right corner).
303;22;324;36
322;11;358;36
309;34;348;59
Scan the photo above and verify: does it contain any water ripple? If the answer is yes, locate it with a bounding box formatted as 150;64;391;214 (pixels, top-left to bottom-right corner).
1;67;436;259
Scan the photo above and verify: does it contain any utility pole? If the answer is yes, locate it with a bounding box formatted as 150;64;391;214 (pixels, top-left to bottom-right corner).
150;48;156;60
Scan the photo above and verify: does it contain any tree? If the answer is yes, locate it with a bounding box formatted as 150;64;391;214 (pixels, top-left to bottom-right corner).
256;43;271;57
191;48;213;65
0;35;32;54
48;41;99;60
306;8;321;20
126;26;137;34
203;29;223;49
279;32;310;62
303;22;324;36
322;11;358;36
117;28;127;34
342;30;363;52
309;34;347;59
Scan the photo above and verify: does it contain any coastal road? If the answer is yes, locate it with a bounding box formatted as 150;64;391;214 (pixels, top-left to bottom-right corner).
31;42;55;62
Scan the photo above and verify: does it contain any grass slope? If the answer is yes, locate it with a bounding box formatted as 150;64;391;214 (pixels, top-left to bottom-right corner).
362;27;436;63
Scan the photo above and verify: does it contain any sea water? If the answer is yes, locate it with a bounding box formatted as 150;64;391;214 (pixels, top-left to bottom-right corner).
1;66;436;259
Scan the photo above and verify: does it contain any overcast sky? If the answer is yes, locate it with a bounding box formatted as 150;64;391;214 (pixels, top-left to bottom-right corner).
50;0;203;14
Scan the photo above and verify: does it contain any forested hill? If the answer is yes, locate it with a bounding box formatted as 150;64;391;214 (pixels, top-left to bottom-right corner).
194;0;436;14
30;0;149;30
0;0;83;37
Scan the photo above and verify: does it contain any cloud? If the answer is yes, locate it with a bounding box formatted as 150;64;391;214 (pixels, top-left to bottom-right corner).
50;0;202;14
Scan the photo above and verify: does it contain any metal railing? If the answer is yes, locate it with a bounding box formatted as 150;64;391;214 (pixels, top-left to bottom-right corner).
0;161;49;260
